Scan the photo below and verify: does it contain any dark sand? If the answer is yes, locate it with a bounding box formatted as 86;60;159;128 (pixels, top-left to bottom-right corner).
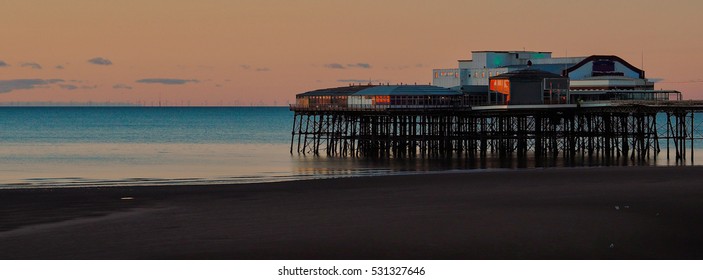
1;166;703;259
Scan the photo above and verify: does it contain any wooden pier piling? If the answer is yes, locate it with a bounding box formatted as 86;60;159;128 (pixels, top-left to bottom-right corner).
290;102;703;164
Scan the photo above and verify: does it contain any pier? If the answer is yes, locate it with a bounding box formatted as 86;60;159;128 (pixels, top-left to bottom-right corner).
289;52;700;163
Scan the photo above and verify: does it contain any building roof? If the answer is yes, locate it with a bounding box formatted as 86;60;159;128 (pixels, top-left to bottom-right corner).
564;55;645;78
298;85;461;97
297;85;375;96
491;69;565;80
354;85;460;96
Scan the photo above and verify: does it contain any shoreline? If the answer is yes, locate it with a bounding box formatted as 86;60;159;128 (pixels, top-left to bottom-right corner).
2;166;703;259
0;163;686;190
0;166;510;190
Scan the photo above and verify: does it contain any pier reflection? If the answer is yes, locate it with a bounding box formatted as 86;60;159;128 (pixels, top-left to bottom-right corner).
291;148;700;180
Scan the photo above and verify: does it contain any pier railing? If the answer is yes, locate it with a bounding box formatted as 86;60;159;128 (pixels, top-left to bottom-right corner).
603;100;703;108
289;104;468;112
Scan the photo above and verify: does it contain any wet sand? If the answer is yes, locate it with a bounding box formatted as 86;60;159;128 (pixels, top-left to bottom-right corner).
1;166;703;259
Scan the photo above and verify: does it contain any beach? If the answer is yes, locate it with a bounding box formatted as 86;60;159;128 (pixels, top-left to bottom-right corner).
1;166;703;260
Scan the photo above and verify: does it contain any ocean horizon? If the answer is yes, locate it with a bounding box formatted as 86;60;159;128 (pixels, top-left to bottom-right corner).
1;106;701;188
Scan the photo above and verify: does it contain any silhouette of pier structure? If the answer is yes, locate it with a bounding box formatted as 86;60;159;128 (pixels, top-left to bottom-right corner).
290;86;702;164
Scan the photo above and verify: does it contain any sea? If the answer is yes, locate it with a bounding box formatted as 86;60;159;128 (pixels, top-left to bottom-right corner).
0;106;701;188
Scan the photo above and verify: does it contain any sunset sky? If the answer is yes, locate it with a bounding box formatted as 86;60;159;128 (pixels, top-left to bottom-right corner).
1;0;702;105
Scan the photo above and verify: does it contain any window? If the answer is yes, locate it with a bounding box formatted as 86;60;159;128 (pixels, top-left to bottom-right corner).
434;72;439;78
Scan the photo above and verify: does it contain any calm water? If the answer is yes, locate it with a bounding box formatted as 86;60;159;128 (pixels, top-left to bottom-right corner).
0;107;701;188
0;107;425;188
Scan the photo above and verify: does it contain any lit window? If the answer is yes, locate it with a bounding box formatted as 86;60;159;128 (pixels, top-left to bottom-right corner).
435;72;439;78
482;72;485;78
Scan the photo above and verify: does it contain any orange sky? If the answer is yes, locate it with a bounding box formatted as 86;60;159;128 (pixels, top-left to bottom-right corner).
1;0;702;105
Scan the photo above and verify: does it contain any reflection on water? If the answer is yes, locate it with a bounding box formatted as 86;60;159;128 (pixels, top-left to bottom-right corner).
1;141;702;189
295;150;700;176
0;143;289;188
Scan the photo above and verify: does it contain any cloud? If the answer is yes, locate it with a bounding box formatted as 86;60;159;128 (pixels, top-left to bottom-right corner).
0;79;63;93
58;84;97;90
347;63;371;69
113;83;133;90
0;61;8;67
241;65;271;72
55;65;65;70
20;62;42;69
324;63;346;69
324;62;372;69
88;57;113;65
135;78;198;85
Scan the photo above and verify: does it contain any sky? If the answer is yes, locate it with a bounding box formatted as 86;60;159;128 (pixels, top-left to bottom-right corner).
1;0;702;105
